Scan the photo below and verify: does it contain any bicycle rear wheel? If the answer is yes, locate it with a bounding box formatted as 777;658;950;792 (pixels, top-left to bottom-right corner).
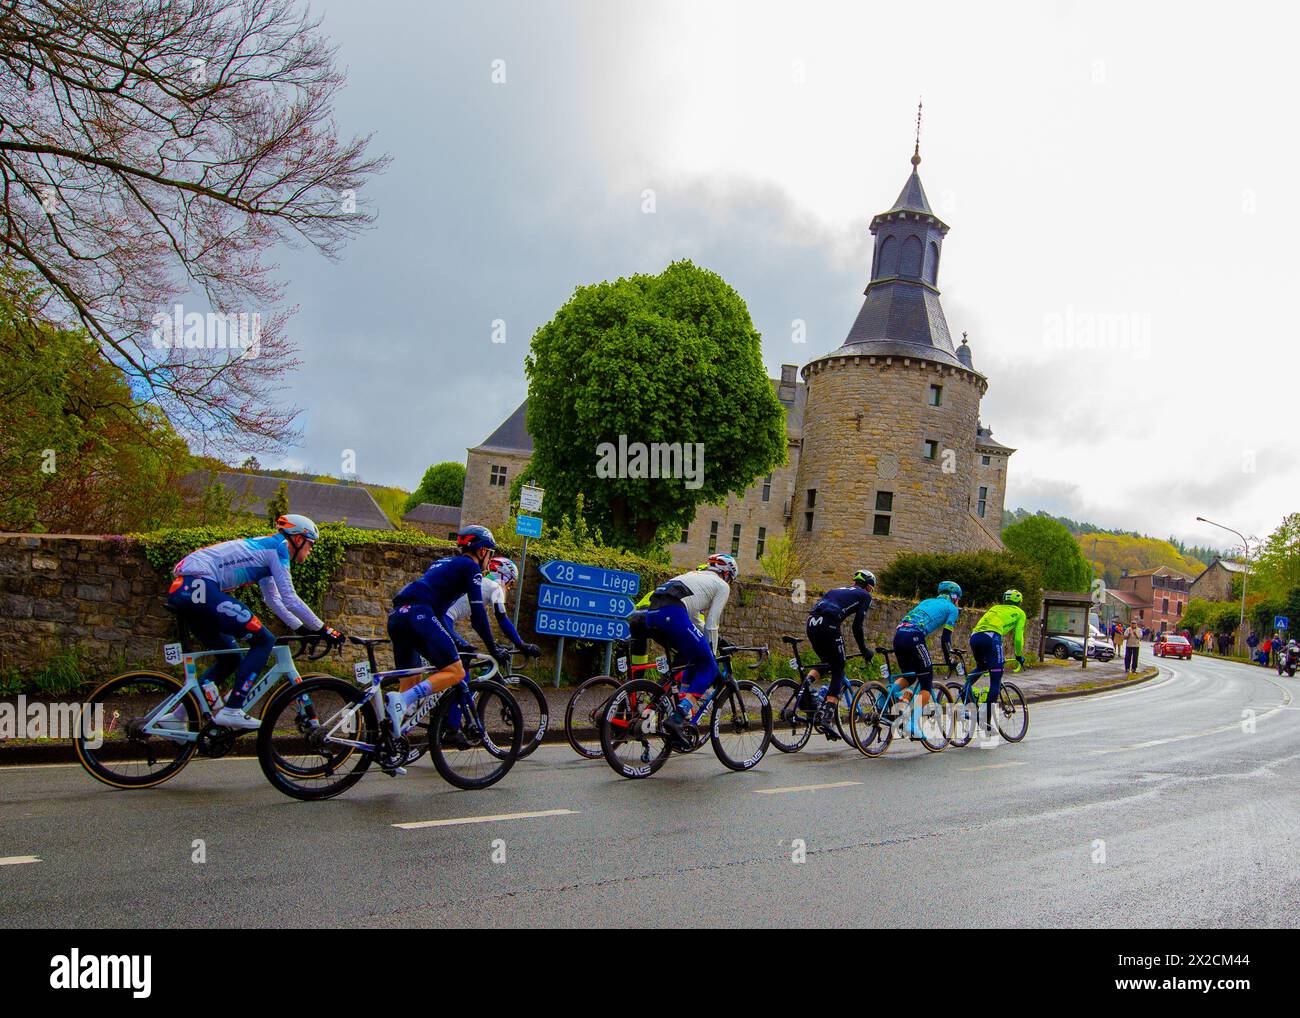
849;681;893;758
257;677;378;801
430;679;522;789
766;679;812;753
710;680;772;771
74;671;201;789
947;682;974;749
993;682;1029;742
503;672;549;759
600;679;673;778
916;685;952;753
565;675;621;759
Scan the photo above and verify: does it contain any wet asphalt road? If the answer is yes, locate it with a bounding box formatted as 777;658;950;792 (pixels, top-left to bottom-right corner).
2;653;1298;928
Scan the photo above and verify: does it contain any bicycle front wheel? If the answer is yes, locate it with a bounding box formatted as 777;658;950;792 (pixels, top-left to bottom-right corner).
849;681;894;758
257;677;377;800
430;679;522;790
833;678;863;746
766;679;812;753
565;675;621;759
710;680;772;771
74;671;201;789
993;682;1029;742
947;682;974;749
600;679;673;779
503;672;549;759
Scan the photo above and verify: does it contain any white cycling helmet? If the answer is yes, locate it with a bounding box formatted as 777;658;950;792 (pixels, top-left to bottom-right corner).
276;513;319;541
490;557;519;585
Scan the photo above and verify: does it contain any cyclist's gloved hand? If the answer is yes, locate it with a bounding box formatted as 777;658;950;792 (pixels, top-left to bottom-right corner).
518;642;541;659
317;624;347;648
1014;655;1025;672
491;646;510;671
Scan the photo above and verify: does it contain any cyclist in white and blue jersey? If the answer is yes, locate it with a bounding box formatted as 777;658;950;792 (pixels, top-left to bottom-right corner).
168;514;346;730
890;580;962;738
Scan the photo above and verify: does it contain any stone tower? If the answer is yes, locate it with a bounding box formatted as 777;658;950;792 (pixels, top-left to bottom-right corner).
792;149;1005;585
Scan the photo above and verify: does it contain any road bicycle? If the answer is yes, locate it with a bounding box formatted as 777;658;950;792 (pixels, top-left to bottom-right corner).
766;635;871;752
74;632;334;789
846;645;954;757
943;648;1029;747
563;640;638;759
598;645;772;778
256;637;521;800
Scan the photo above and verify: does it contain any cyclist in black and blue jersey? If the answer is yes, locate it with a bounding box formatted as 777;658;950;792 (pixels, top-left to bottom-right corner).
385;525;503;738
801;569;876;734
889;580;962;738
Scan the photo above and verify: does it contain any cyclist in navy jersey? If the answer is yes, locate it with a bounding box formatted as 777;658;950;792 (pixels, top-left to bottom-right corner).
384;525;502;736
802;569;876;731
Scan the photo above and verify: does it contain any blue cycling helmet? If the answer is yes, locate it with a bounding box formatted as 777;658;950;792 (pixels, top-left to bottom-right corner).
937;580;962;600
456;525;496;553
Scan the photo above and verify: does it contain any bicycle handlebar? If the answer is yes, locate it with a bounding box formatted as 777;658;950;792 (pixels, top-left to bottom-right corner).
275;632;334;661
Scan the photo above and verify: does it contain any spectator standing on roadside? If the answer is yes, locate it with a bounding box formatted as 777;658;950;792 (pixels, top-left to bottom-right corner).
1124;623;1141;673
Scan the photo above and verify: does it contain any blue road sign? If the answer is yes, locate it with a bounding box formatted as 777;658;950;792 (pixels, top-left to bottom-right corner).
538;584;634;618
539;560;640;597
515;514;543;539
1276;616;1289;631
534;609;630;642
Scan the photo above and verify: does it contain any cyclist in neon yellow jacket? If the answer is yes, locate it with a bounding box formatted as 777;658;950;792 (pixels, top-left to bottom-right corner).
969;589;1027;738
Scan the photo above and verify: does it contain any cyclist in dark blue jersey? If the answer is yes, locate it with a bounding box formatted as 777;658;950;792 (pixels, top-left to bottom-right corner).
385;525;502;735
802;569;876;731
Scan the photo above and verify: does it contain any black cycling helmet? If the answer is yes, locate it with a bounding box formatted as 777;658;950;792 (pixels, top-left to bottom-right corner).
456;525;497;554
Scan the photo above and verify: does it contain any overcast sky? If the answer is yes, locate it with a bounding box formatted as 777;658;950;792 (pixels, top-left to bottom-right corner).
264;0;1296;551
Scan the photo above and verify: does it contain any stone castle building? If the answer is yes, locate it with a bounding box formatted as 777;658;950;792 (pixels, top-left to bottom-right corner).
460;151;1014;584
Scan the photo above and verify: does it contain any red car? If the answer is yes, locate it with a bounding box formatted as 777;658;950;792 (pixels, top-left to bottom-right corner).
1154;634;1192;659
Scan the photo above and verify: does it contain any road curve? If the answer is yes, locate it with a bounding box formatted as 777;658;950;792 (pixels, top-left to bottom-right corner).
2;653;1298;928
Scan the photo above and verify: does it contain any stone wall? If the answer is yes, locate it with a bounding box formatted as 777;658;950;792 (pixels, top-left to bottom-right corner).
0;534;1041;684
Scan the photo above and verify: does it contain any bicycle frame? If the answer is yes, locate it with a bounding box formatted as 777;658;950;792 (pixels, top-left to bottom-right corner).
132;644;306;744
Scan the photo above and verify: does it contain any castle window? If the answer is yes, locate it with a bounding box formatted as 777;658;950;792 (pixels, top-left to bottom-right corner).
489;464;508;487
876;491;893;512
977;485;988;519
761;474;772;502
807;488;817;508
900;235;923;277
928;384;942;407
804;510;814;532
873;514;891;536
680;527;689;544
874;490;894;536
981;455;991;466
756;526;767;559
708;521;718;554
731;524;742;556
923;440;939;460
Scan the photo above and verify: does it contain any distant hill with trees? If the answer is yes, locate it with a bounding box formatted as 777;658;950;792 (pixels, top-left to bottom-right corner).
1004;508;1218;587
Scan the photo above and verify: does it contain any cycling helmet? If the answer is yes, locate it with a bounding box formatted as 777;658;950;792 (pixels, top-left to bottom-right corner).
937;580;962;600
707;553;738;582
1003;589;1023;605
456;525;497;553
490;557;519;585
853;569;876;588
276;513;319;541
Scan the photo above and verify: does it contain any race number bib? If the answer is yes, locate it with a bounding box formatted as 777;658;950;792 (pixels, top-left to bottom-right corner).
616;656;628;674
353;661;371;685
163;642;183;666
655;655;669;675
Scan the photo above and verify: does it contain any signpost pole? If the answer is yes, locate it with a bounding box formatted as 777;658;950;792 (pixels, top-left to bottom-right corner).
554;636;565;689
602;640;613;675
513;535;528;627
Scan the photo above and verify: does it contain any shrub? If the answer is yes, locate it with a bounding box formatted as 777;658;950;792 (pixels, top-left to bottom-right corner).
879;550;1042;612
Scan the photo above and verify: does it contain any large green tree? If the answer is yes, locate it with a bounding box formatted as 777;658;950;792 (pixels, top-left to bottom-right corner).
403;461;466;514
1002;515;1091;592
1253;514;1300;601
0;267;192;533
524;260;787;548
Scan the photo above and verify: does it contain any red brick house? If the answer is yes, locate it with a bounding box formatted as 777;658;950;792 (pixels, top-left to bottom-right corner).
1116;566;1193;634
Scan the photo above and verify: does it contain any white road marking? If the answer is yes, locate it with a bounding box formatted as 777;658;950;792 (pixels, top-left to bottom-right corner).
393;808;578;830
958;761;1026;772
755;781;863;794
0;856;40;865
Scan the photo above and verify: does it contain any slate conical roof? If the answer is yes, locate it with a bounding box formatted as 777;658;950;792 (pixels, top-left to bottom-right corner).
890;167;932;214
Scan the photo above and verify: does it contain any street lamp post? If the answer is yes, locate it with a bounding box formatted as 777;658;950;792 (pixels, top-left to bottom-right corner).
1196;516;1250;655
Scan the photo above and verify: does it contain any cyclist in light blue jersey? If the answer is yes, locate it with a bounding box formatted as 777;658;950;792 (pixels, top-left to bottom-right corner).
889;580;961;738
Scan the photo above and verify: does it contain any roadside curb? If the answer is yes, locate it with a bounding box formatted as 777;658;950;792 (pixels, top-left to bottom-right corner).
1025;666;1160;704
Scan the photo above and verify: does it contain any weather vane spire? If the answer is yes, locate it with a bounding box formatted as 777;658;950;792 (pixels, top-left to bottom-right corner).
912;97;923;168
